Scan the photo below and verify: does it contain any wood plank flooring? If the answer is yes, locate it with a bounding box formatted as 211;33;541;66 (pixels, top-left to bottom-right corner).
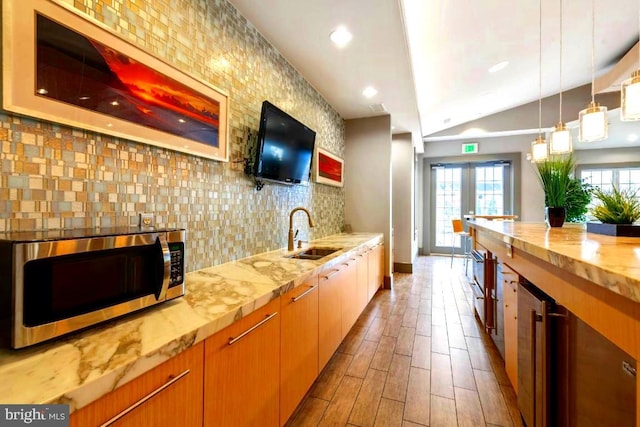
287;255;523;427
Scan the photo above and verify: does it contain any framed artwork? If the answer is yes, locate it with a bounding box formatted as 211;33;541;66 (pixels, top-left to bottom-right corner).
3;0;229;161
314;148;344;187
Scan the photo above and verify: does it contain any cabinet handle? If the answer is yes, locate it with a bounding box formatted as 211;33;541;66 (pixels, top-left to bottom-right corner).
291;285;317;302
530;309;538;427
100;369;190;427
228;312;278;346
321;269;340;280
540;301;550;427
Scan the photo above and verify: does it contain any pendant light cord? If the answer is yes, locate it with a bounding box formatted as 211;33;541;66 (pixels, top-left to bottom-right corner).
591;0;595;103
538;0;543;136
559;0;563;123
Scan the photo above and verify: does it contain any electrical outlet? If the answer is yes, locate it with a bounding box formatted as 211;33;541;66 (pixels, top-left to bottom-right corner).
139;213;154;228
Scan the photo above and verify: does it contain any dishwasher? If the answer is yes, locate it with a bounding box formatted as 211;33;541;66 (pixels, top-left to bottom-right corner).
518;278;636;426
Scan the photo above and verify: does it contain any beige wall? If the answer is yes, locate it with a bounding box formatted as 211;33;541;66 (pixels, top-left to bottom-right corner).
392;133;416;267
0;0;345;271
344;115;392;278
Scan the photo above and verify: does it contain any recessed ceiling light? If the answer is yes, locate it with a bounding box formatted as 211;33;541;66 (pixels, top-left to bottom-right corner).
110;100;119;106
37;88;48;95
79;96;90;101
179;119;186;123
330;26;352;48
628;133;639;142
488;61;509;73
362;86;378;98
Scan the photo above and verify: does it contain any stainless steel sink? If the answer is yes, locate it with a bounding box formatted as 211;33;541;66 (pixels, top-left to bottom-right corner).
286;247;341;260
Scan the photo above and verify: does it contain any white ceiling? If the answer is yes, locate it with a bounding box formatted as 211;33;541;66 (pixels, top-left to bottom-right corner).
228;0;640;149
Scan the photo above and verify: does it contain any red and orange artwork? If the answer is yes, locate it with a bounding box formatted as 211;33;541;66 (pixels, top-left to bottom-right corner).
35;14;220;148
318;151;343;183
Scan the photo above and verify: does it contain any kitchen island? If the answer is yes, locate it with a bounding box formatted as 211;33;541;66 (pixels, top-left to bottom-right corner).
0;232;383;420
470;220;640;427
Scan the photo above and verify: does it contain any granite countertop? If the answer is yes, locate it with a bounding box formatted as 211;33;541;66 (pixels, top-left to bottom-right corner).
470;221;640;303
0;232;383;412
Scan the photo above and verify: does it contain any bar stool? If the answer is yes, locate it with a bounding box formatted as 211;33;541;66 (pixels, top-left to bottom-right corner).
450;218;471;273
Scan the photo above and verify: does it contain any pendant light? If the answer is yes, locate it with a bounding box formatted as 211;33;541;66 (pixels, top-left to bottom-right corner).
550;0;573;154
531;0;548;162
579;0;608;141
621;2;640;121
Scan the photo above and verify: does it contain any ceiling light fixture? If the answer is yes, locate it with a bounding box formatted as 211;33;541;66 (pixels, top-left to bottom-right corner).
549;0;572;154
36;88;48;95
330;26;352;48
362;86;378;98
531;0;548;162
488;61;509;73
621;2;640;121
579;0;608;142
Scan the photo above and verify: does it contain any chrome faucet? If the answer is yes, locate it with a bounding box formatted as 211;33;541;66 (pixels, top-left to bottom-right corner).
288;207;315;251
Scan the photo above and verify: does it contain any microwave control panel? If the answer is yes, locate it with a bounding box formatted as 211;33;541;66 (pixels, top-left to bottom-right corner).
168;242;185;286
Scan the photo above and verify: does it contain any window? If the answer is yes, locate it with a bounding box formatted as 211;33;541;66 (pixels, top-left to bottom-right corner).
579;165;640;192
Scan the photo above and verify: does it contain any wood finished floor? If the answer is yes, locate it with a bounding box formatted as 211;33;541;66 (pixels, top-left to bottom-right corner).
287;255;523;427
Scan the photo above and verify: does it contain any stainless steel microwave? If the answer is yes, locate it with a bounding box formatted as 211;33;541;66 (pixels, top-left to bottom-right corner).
0;227;186;349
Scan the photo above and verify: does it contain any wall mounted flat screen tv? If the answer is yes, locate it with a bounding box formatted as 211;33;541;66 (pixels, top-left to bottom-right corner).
253;101;316;185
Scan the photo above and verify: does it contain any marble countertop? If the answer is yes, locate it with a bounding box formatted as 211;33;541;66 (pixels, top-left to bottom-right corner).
470;221;640;303
0;232;383;411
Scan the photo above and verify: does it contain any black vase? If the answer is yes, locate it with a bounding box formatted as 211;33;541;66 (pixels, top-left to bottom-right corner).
546;206;566;227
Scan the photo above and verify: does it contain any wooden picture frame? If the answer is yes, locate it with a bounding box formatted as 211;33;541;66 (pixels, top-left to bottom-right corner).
314;148;344;187
3;0;229;162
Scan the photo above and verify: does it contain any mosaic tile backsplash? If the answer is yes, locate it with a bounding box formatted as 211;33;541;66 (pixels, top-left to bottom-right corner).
0;0;345;271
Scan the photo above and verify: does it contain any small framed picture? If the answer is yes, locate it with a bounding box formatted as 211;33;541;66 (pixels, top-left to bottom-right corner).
314;148;344;187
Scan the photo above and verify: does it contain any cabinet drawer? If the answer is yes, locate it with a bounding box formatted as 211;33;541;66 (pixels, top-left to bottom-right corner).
70;342;204;427
204;297;281;427
280;278;319;425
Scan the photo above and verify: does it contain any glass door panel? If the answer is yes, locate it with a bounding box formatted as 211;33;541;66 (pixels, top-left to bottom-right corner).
430;161;511;254
432;165;465;253
475;164;506;215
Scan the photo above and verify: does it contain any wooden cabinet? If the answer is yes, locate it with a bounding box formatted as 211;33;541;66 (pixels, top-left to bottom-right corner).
204;297;281;427
356;250;369;314
318;265;343;371
70;342;204;427
367;244;384;301
280;277;319;426
503;266;518;393
340;259;359;339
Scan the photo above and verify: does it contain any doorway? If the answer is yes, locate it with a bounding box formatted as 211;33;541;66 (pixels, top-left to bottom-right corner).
430;161;512;254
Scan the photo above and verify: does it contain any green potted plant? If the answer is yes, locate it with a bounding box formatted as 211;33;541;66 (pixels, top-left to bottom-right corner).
534;154;575;227
565;178;593;223
587;185;640;236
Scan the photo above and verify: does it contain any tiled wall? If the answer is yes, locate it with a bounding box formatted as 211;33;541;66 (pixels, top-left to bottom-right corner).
0;0;345;271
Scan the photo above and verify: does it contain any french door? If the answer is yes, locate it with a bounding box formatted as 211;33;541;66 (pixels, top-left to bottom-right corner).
430;161;511;254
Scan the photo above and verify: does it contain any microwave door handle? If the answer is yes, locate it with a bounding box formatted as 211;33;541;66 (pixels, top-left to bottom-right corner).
155;235;171;301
